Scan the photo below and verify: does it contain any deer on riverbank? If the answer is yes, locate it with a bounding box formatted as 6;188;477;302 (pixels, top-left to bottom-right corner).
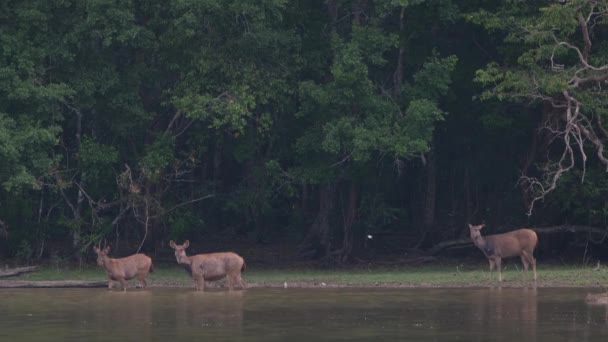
93;246;154;291
468;224;538;283
169;240;246;291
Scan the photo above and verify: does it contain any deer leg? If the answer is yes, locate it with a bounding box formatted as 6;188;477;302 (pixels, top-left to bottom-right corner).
138;273;147;289
118;277;127;292
522;250;537;283
237;275;246;289
107;278;114;290
193;275;204;291
520;255;529;282
495;258;503;282
227;276;233;291
488;259;495;281
529;252;537;282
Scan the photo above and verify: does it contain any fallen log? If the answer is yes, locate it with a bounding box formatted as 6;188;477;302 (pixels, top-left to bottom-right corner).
425;238;473;256
533;225;608;239
0;280;107;288
0;266;39;278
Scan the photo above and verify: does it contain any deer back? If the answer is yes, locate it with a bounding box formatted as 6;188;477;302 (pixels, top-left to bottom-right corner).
105;254;152;280
190;252;244;281
486;229;537;258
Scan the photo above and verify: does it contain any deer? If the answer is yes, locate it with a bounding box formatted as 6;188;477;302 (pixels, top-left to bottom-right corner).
169;240;246;291
93;245;154;291
468;223;538;283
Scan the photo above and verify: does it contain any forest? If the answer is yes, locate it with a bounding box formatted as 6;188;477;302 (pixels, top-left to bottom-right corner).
1;0;608;266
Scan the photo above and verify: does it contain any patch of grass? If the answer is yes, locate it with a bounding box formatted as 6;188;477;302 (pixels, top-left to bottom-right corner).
244;263;608;287
7;262;608;288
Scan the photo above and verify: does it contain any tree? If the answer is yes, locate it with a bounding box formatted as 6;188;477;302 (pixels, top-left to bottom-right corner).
292;1;457;262
471;0;608;214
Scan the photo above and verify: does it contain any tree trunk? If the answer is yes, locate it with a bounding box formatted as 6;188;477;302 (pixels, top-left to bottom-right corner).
338;182;358;263
352;0;368;25
74;172;86;264
423;150;436;230
72;107;85;264
0;218;7;238
393;6;406;99
415;150;436;249
327;0;338;28
299;183;335;259
302;183;310;216
212;135;223;192
463;165;478;237
519;104;551;211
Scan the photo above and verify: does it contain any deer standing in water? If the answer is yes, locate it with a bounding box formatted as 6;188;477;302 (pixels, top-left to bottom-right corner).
93;246;154;291
169;240;246;291
468;224;538;283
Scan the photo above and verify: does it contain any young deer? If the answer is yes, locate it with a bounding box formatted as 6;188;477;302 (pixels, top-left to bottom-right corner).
169;240;246;291
93;246;154;291
468;224;538;282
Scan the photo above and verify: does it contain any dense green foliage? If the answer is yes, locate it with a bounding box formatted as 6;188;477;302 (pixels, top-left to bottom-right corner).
1;0;608;263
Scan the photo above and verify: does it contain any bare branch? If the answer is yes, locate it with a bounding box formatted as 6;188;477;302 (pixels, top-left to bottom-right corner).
569;72;608;88
111;205;131;226
555;40;608;72
154;194;215;217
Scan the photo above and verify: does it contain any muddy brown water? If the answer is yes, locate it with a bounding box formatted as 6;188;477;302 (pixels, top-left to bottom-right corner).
0;287;607;341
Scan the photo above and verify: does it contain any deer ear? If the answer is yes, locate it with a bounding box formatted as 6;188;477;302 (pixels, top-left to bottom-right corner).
479;224;485;229
169;240;176;249
103;246;110;253
468;224;473;229
183;240;190;248
93;246;99;253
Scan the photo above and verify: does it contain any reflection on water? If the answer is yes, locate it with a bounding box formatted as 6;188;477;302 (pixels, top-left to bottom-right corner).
470;287;538;342
174;291;244;330
0;287;606;341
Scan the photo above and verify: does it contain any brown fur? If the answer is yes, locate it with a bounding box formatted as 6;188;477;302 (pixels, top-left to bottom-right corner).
93;246;153;291
169;240;246;291
468;224;538;282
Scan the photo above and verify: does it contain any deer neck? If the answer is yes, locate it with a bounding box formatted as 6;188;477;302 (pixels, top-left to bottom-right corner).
177;254;192;265
472;233;487;250
472;233;497;257
100;255;114;270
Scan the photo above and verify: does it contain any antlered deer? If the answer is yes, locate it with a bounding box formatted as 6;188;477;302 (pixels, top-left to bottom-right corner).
169;240;246;291
93;246;154;291
468;224;538;282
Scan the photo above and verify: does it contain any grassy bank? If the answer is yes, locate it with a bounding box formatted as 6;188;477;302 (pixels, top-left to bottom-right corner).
7;262;608;288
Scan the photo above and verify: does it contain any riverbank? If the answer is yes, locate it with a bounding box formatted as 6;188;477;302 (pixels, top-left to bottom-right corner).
3;262;608;289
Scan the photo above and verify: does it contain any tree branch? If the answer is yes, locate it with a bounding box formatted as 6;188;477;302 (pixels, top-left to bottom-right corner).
577;12;592;61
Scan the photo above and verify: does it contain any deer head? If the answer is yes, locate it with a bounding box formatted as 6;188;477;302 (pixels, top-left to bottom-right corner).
468;223;485;239
169;240;191;264
93;245;111;266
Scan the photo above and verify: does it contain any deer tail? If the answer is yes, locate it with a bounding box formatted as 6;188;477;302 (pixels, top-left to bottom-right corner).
241;261;246;273
149;262;154;273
